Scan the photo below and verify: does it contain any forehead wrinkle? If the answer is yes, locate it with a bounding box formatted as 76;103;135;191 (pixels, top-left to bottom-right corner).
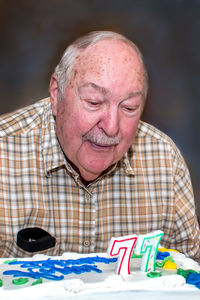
78;82;110;96
77;82;144;103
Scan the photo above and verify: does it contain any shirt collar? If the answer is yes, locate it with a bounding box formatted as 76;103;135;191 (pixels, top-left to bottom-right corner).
41;99;66;176
123;151;135;175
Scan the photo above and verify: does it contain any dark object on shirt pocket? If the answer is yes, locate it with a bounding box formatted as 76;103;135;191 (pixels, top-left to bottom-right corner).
17;227;56;252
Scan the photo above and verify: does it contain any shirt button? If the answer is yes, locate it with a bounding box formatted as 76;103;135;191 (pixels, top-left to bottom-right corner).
85;193;91;201
83;240;90;247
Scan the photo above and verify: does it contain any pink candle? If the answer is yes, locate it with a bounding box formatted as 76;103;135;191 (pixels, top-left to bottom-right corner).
107;235;138;275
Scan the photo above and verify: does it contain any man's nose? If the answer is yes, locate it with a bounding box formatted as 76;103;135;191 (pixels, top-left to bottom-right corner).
98;108;119;137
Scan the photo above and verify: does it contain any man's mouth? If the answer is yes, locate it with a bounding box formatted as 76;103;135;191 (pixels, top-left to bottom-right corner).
88;141;114;149
86;141;116;151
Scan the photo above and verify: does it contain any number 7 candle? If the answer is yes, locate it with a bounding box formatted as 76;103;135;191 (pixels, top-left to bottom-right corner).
107;235;138;275
134;230;163;272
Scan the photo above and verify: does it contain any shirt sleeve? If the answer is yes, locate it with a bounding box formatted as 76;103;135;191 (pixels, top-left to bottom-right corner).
172;147;200;261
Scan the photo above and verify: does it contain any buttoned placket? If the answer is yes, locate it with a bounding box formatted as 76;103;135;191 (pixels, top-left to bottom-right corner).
78;184;96;253
64;161;120;253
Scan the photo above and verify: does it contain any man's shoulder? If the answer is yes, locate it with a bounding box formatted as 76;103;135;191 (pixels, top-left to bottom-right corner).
125;120;185;170
136;120;175;145
133;120;182;158
0;98;51;137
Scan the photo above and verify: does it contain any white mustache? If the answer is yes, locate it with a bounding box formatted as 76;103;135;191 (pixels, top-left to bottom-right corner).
83;131;120;146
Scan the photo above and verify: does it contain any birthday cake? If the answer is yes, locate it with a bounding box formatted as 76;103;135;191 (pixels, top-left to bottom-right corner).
0;231;200;300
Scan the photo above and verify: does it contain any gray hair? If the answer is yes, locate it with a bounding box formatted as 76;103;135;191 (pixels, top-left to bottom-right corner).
54;31;149;99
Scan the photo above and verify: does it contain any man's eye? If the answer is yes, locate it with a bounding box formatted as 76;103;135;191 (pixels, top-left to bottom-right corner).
81;97;102;110
85;99;102;108
122;105;140;115
124;106;136;112
125;107;134;111
88;101;99;106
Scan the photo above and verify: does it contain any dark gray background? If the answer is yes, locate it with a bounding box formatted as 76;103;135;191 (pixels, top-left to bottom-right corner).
0;0;199;217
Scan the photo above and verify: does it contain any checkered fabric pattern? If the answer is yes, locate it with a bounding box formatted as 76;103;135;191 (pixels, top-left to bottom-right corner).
0;98;199;260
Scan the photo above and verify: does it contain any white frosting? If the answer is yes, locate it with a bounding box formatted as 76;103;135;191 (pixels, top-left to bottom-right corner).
162;274;186;287
0;251;200;300
168;251;200;272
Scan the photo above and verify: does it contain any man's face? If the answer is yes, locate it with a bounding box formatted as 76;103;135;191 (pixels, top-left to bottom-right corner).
50;39;145;181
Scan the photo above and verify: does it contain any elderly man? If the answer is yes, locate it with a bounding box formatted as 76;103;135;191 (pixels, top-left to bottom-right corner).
0;31;199;259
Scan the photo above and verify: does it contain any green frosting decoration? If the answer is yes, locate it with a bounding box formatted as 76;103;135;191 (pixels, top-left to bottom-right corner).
147;271;162;278
131;251;143;259
12;278;29;285
177;268;199;278
32;278;43;286
3;259;17;264
155;261;164;268
155;256;175;268
0;279;3;287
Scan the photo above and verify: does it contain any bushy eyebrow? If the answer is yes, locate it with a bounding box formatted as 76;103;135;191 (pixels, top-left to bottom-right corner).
125;91;143;99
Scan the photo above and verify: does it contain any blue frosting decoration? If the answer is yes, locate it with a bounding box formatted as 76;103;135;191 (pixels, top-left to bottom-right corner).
156;251;170;260
186;272;200;289
3;256;117;281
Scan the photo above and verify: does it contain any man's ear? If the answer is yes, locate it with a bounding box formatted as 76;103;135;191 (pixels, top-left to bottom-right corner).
49;74;59;116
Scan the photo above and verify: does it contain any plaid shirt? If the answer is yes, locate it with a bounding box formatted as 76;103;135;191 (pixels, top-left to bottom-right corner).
0;98;199;259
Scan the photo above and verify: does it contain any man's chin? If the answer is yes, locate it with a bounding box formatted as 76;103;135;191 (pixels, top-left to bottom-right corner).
76;144;118;180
